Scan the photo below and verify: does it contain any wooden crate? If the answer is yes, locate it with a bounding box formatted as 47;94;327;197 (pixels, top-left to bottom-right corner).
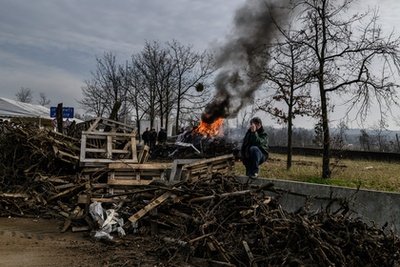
79;117;138;166
182;154;235;182
107;163;168;194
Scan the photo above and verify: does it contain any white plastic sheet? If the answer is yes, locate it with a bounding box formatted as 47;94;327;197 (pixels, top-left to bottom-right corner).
89;202;125;240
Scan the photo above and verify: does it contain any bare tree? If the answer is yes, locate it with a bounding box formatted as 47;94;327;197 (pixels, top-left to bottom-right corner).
131;41;167;128
118;61;134;124
332;120;349;150
292;127;314;147
79;79;107;117
79;52;128;120
258;30;319;169
166;40;214;132
371;120;389;152
38;92;51;106
359;129;371;151
125;62;150;141
292;0;400;178
130;40;213;132
15;87;33;103
313;120;324;148
153;44;176;129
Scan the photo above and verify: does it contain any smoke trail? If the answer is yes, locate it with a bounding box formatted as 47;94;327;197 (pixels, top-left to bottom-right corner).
203;0;290;124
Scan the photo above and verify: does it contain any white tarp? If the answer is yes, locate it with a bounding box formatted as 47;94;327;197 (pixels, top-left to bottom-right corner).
0;97;51;119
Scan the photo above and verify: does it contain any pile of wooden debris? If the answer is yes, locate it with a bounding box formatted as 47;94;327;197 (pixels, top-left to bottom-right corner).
150;129;241;160
136;175;400;266
1;120;400;266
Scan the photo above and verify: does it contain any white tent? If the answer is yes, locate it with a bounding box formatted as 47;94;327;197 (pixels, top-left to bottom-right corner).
0;97;82;128
0;97;50;118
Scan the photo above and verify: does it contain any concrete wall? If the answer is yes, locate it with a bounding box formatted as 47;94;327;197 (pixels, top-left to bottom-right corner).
236;175;400;235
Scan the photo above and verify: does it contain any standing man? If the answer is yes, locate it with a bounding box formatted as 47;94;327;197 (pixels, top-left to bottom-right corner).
241;117;269;178
149;126;158;151
157;128;167;145
142;127;150;147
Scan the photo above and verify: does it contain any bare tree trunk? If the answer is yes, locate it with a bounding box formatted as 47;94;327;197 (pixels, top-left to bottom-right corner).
105;101;121;132
287;118;293;170
175;91;181;135
321;90;331;178
287;87;294;170
109;101;121;121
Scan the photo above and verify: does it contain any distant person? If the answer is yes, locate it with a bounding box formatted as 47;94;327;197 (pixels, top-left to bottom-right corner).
149;126;157;151
241;117;269;178
176;127;187;143
157;128;167;145
142;127;150;147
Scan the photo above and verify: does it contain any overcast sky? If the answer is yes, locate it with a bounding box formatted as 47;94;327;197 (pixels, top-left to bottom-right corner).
1;0;400;129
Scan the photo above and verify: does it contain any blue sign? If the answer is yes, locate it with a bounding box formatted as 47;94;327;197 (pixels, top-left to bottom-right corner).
50;107;74;118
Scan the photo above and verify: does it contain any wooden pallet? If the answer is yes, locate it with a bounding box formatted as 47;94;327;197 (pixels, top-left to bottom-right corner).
107;163;168;194
182;154;235;182
79;117;138;166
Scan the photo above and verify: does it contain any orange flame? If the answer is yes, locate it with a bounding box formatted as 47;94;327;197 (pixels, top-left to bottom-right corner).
193;117;225;139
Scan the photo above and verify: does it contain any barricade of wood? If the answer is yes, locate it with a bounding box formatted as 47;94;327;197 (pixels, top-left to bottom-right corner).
182;154;235;182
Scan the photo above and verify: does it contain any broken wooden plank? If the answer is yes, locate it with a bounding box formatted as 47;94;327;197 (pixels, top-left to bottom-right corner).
138;145;150;164
189;233;213;244
127;191;173;224
48;180;90;201
71;226;90;232
108;163;167;170
130;137;137;162
54;183;75;190
206;260;236;267
56;150;79;160
61;206;83;233
90;198;132;203
242;241;258;267
0;193;29;198
189;190;252;203
183;154;234;169
108;179;153;186
82;131;138;137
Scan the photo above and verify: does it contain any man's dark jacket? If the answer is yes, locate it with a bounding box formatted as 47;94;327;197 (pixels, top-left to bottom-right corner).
150;130;157;142
241;126;269;160
142;130;150;141
158;130;167;142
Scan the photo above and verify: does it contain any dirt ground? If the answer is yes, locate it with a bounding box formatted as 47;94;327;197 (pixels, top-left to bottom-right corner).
0;217;189;267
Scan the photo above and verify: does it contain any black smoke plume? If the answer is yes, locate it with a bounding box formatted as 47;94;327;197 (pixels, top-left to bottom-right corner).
203;0;291;124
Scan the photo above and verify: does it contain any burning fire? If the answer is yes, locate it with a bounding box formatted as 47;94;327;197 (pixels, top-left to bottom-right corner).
193;117;224;139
